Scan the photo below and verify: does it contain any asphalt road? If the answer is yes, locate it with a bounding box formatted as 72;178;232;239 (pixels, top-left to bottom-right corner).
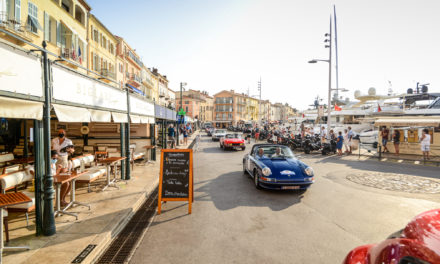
130;133;440;264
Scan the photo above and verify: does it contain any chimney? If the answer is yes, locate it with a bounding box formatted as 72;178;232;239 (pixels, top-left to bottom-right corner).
152;68;158;74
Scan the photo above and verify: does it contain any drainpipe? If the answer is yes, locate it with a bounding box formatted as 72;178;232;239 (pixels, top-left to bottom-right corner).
125;87;131;180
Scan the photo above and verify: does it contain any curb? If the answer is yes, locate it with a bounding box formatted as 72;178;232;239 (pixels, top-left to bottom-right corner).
87;177;159;264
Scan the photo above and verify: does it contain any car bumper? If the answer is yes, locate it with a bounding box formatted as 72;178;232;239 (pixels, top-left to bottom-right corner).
259;179;314;190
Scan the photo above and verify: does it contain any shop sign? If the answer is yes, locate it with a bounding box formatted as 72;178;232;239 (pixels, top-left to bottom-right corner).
52;65;127;112
0;43;43;97
130;95;154;116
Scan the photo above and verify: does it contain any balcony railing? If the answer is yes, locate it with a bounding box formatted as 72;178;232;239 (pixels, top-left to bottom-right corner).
61;48;83;65
0;12;32;41
101;69;116;80
125;51;143;67
130;73;142;84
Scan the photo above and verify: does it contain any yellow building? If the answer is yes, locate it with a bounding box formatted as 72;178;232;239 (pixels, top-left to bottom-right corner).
88;14;117;83
245;96;259;121
150;71;159;103
0;0;91;73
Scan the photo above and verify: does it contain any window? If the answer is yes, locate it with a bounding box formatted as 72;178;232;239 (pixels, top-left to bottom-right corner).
28;2;39;34
185;106;188;112
102;36;107;49
119;63;123;73
93;29;98;42
185;101;189;104
74;5;85;25
110;43;114;54
61;0;73;15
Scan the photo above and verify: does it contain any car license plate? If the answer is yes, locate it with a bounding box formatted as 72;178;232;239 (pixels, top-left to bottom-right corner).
282;186;300;190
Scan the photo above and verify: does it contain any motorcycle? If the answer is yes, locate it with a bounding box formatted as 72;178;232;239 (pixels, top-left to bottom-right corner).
303;134;321;154
321;138;337;155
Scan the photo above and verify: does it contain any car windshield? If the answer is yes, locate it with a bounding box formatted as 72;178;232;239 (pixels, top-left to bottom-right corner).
216;130;226;133
254;146;295;159
226;134;242;139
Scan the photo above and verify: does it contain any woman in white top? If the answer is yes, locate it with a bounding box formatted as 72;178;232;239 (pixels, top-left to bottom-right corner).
420;128;431;160
343;129;350;154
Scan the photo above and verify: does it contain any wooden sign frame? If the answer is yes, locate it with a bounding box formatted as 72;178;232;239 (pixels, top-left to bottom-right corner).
158;149;193;214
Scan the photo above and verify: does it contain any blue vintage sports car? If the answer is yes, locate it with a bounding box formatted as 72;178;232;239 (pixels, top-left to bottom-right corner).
243;144;315;190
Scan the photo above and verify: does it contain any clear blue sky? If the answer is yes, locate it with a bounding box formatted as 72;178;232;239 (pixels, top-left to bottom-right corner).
88;0;440;110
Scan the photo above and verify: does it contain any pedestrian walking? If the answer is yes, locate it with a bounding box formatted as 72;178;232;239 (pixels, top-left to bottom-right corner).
347;126;354;154
336;131;344;156
343;129;350;154
183;126;188;145
320;126;327;143
392;129;400;156
168;124;175;149
420;128;431;160
381;127;390;153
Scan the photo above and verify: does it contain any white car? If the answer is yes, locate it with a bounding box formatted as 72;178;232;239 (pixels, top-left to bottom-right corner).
212;129;227;141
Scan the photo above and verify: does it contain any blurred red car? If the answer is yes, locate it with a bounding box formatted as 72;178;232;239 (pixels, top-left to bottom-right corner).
343;208;440;264
220;133;245;151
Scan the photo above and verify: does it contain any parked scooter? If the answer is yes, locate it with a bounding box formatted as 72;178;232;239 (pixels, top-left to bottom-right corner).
321;138;337;155
303;134;321;154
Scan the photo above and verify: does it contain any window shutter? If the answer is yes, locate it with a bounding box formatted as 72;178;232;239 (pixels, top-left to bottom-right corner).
44;12;49;40
56;20;61;47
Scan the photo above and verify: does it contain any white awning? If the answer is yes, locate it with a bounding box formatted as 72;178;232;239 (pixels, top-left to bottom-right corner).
130;115;141;123
375;118;440;127
140;116;149;124
0;96;43;120
53;104;91;122
89;109;111;122
149;117;156;124
111;112;128;123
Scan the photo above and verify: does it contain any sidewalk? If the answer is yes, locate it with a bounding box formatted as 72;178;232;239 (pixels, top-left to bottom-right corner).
4;131;199;264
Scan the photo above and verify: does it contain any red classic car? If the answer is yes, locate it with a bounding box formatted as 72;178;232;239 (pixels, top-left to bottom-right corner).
220;133;246;151
343;208;440;264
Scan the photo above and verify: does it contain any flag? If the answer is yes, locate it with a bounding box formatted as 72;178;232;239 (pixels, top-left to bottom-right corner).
78;46;82;64
377;103;382;112
334;104;342;111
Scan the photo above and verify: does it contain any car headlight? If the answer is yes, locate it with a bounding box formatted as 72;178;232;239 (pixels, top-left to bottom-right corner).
262;167;271;176
304;167;314;176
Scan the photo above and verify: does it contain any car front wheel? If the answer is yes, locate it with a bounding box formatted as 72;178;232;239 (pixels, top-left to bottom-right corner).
254;171;261;189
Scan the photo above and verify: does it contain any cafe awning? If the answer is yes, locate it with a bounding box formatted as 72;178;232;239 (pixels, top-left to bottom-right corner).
111;112;128;123
89;109;111;122
139;116;155;124
375;117;440;127
0;96;43;120
53;104;91;122
130;114;141;123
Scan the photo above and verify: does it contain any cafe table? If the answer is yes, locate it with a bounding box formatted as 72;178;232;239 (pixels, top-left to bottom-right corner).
0;192;32;263
54;171;91;220
99;157;127;191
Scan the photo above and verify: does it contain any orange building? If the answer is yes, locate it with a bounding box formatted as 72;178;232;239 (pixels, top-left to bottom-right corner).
213;90;246;128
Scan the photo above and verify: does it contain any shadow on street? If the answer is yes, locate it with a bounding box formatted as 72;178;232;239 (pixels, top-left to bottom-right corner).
195;171;305;211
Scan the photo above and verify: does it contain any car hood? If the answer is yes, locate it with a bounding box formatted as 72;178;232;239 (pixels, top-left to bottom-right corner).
260;158;306;178
224;138;244;143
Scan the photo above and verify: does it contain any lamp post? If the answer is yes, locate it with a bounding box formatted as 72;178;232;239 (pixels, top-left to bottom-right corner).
309;16;332;134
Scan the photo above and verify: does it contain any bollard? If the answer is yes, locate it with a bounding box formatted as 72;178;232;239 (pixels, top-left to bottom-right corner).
378;146;382;160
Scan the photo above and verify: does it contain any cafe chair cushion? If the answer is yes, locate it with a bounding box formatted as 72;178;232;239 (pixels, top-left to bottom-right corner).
108;152;121;158
76;167;106;181
133;152;145;160
0;153;14;163
0;170;33;191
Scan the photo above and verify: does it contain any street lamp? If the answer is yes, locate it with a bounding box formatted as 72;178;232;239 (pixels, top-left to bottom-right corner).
308;17;332;134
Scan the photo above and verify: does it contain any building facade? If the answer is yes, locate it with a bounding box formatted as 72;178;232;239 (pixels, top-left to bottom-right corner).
88;14;116;84
213;90;247;127
0;0;91;73
116;36;144;95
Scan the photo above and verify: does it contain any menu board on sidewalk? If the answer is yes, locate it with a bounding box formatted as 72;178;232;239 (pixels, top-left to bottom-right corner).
158;149;193;214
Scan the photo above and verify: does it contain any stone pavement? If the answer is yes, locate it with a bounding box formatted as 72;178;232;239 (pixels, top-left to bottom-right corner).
4;131;199;264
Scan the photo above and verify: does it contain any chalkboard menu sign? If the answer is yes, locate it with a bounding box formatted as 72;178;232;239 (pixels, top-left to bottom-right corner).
158;149;193;214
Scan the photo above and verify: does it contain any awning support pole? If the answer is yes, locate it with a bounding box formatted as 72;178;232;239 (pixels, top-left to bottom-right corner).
42;41;56;236
120;123;126;180
23;121;28;158
150;123;156;161
125;87;131;180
